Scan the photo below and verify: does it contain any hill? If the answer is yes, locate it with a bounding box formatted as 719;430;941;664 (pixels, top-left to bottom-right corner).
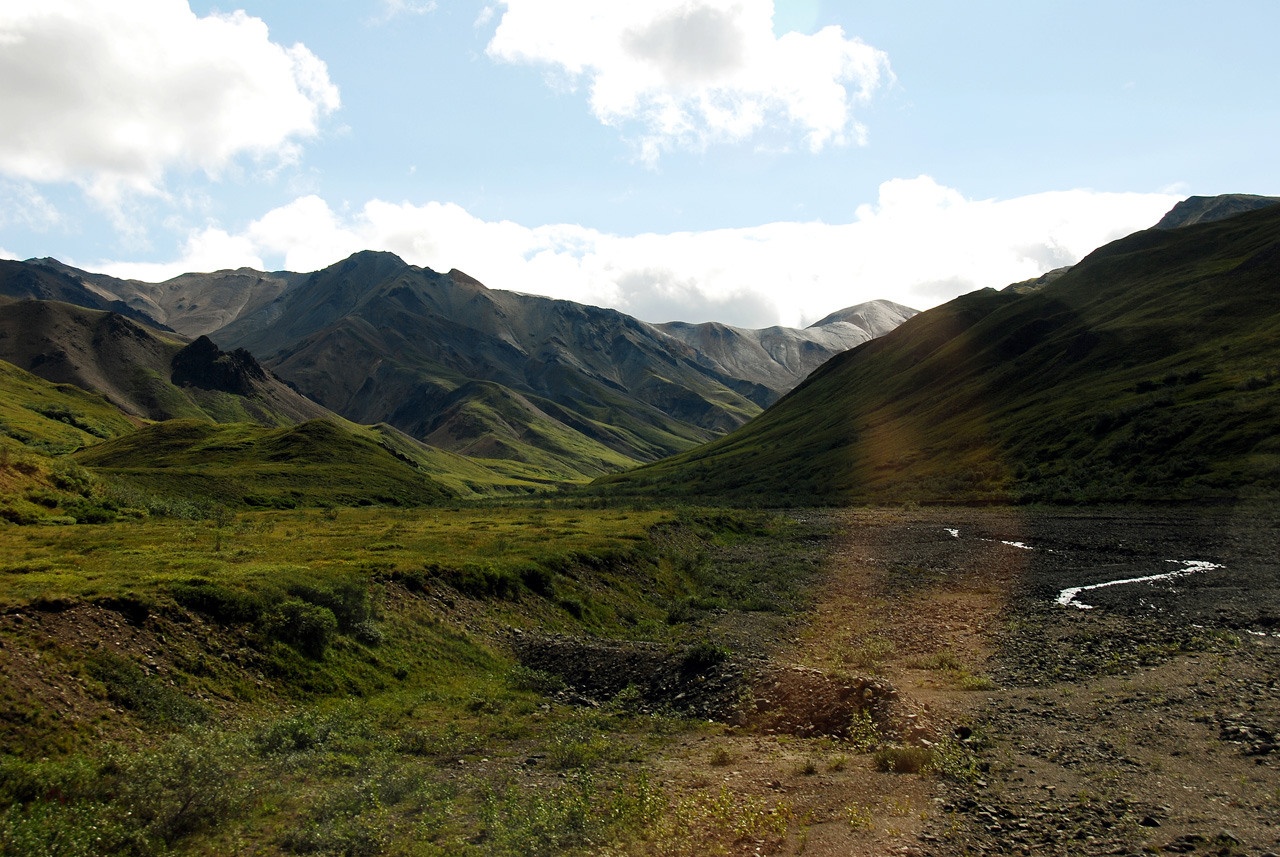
5;257;306;337
74;418;457;509
1154;193;1279;229
209;252;772;479
1;254;915;483
595;202;1280;504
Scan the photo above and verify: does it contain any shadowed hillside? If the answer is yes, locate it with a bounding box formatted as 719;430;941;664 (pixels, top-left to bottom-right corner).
596;202;1280;504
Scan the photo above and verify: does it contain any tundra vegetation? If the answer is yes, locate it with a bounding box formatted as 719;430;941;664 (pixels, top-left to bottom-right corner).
0;478;868;856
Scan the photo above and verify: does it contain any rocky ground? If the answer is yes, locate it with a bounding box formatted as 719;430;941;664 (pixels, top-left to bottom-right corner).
919;508;1280;857
515;507;1280;856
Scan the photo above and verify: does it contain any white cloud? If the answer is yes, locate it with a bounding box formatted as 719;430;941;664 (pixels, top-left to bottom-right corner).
485;0;891;162
98;178;1181;328
96;226;265;282
0;180;60;230
371;0;438;24
0;247;16;261
0;0;339;204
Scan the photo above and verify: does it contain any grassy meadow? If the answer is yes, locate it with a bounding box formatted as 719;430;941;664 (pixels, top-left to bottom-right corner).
0;497;842;856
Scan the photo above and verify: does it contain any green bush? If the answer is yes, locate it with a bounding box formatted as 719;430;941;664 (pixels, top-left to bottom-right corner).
427;562;521;600
85;653;207;726
267;600;338;659
681;640;729;675
506;665;566;695
287;580;373;633
107;730;246;847
62;501;117;524
170;578;269;624
0;798;131;857
518;563;555;596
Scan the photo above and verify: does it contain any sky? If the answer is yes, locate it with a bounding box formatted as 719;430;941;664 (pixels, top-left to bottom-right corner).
0;1;1276;329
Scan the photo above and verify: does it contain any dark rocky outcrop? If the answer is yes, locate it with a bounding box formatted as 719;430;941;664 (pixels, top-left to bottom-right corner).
171;335;268;396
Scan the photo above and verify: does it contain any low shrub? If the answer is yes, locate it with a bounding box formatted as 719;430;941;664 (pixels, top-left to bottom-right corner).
873;745;933;774
170;578;268;624
267;600;338;659
681;640;730;674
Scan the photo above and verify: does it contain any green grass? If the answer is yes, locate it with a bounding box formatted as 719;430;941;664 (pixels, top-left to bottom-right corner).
0;360;138;455
73;419;457;509
0;505;833;856
595;203;1280;505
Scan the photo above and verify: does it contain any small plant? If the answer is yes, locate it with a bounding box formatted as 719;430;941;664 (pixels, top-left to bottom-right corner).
709;747;733;767
681;640;730;674
845;709;881;752
873;745;933;774
547;721;615;770
507;665;567;694
845;803;873;830
844;635;894;670
828;754;848;772
799;758;819;776
925;737;983;783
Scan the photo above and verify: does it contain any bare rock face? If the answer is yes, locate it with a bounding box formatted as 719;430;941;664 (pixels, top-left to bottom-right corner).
170;335;268;396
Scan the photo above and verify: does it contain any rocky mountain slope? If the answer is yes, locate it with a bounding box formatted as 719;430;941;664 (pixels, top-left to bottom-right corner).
655;300;917;393
1154;193;1279;229
597;198;1280;503
6;258;306;338
0;298;332;427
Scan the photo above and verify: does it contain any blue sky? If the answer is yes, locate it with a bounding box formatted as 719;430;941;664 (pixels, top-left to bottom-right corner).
1;1;1276;327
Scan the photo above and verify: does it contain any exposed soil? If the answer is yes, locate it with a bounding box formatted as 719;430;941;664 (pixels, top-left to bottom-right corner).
517;507;1280;856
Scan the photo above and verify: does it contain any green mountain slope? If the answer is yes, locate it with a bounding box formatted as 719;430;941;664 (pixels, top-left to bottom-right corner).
597;203;1280;504
0;359;141;454
74;419;457;509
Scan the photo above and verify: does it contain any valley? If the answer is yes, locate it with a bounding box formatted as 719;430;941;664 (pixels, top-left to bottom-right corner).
3;505;1278;856
0;195;1277;856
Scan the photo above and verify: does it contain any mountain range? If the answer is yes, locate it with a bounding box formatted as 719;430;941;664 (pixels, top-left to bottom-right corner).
0;251;914;487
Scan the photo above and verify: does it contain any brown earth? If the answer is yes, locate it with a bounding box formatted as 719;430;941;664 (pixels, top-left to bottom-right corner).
524;507;1280;856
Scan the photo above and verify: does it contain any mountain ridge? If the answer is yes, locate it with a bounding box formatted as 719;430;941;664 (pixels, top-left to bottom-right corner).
595;200;1280;503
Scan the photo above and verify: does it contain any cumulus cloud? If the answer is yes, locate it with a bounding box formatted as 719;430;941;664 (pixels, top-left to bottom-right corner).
485;0;891;162
96;226;266;282
98;178;1181;328
0;0;339;204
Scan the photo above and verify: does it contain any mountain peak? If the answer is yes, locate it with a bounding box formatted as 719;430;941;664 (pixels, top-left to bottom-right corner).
447;269;488;290
347;249;406;263
1155;193;1280;230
